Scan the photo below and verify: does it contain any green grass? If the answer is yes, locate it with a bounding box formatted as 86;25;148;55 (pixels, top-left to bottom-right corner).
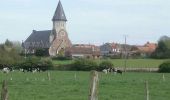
52;59;170;68
0;71;170;100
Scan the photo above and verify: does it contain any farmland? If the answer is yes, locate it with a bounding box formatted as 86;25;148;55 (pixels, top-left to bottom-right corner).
0;71;170;100
53;59;170;68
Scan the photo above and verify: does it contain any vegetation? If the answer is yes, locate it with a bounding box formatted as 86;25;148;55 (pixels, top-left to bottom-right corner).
98;60;114;71
159;61;170;73
0;71;170;100
0;39;23;69
0;39;54;70
52;56;72;60
19;57;53;70
151;36;170;59
35;48;49;57
52;59;169;68
71;59;98;71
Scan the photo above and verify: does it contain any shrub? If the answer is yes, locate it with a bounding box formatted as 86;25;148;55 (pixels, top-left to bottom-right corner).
35;48;49;57
52;56;72;60
98;60;114;71
39;58;54;70
19;57;53;70
159;61;170;73
71;59;98;71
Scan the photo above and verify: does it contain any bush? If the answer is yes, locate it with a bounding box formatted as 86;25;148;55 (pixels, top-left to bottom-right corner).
54;64;73;71
19;57;53;70
98;60;114;71
71;59;98;71
159;61;170;73
35;48;49;57
52;56;72;60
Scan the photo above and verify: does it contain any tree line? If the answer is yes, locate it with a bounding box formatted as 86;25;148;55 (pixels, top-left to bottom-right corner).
0;39;53;70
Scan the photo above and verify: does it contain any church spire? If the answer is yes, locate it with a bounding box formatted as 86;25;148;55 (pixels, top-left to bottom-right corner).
52;0;67;21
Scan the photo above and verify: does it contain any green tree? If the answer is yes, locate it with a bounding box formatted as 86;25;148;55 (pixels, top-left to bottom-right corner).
4;39;13;47
0;40;23;69
151;36;170;59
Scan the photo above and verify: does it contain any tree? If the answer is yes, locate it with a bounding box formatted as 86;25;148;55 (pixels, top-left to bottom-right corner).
12;41;22;53
4;39;13;47
151;36;170;59
0;40;23;69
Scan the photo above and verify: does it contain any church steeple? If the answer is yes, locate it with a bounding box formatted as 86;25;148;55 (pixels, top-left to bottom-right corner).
49;0;72;56
52;0;67;21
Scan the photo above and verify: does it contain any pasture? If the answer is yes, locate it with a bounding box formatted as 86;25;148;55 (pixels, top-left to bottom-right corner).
53;59;170;68
0;71;170;100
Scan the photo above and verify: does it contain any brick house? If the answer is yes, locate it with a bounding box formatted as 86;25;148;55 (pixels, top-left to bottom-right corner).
65;44;101;59
136;42;157;56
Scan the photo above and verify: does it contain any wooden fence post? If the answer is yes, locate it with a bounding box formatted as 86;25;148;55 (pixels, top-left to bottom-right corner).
47;72;51;81
1;80;8;100
145;81;149;100
74;73;77;81
162;74;165;82
89;71;99;100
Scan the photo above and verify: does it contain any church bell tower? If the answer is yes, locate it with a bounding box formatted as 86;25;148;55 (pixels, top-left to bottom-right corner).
49;0;72;56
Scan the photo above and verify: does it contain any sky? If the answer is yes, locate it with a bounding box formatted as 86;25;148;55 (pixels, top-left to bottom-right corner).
0;0;170;45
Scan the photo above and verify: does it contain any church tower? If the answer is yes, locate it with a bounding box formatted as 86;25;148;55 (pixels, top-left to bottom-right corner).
49;0;72;56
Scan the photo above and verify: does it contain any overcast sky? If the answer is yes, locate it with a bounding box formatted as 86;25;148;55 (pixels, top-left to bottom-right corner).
0;0;170;45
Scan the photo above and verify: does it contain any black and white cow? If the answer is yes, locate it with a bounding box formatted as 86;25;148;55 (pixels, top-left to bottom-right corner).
102;67;123;75
2;67;10;73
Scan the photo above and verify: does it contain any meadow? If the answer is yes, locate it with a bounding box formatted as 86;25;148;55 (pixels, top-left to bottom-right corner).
52;59;170;68
0;71;170;100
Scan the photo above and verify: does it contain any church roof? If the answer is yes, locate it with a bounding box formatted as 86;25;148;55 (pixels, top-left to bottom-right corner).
24;30;51;49
52;1;67;21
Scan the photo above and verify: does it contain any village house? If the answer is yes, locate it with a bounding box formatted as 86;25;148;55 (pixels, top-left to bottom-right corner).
65;44;101;59
100;43;122;56
136;42;157;57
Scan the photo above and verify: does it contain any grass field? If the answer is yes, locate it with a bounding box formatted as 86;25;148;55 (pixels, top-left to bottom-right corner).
53;59;170;68
0;71;170;100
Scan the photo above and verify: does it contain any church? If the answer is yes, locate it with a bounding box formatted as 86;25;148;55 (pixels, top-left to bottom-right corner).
24;0;100;58
24;0;72;56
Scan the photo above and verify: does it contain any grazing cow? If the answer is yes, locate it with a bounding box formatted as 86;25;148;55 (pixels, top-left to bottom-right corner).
102;67;114;74
20;67;47;73
117;70;123;75
112;68;123;75
2;67;10;73
32;68;37;73
103;67;123;75
102;69;108;74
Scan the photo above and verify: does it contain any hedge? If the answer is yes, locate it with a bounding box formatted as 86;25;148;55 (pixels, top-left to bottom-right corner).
159;61;170;73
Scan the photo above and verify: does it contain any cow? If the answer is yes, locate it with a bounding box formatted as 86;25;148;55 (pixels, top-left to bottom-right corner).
102;67;123;75
112;68;123;75
2;67;10;73
102;69;108;74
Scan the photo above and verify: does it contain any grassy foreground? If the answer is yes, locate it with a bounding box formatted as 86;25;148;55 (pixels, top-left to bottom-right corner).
0;71;170;100
53;59;170;68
